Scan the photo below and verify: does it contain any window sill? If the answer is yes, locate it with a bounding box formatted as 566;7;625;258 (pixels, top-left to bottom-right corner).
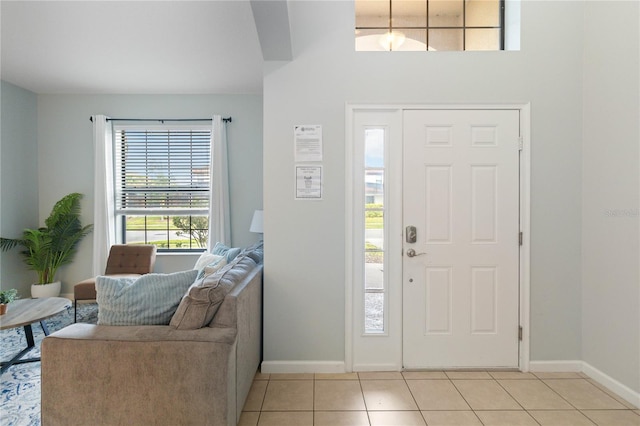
155;251;204;257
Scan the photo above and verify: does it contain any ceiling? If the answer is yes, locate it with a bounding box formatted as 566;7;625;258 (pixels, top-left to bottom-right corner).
1;1;290;95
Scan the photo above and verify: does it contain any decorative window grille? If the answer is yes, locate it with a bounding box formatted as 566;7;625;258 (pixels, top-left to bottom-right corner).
355;0;505;51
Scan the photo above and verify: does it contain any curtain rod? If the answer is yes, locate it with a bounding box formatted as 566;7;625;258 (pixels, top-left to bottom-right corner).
89;117;232;123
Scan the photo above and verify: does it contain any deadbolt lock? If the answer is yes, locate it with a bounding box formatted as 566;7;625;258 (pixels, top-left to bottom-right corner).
406;226;417;243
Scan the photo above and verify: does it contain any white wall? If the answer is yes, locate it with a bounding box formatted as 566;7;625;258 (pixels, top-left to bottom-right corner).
0;81;39;297
263;1;585;365
35;94;263;296
582;2;639;394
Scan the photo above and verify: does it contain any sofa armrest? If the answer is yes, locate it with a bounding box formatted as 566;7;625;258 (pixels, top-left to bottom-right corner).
47;322;236;344
221;263;263;422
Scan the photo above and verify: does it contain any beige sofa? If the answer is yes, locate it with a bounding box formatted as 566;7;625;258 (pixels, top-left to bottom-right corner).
41;257;263;426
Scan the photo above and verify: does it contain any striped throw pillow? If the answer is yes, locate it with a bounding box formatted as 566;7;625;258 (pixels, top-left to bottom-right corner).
96;269;198;326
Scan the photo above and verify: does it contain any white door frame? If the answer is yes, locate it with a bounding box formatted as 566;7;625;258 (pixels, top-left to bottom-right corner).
345;103;531;372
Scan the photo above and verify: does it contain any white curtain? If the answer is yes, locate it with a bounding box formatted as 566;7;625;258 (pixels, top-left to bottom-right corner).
91;115;116;276
208;115;231;250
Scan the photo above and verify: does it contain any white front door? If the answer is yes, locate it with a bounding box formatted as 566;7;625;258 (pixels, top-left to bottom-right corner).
402;109;521;369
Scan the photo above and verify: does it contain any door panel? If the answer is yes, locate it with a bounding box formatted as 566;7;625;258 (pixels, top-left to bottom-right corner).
403;109;520;369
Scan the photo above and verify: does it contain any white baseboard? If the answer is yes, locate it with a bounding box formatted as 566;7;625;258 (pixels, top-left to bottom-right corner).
530;360;639;408
582;361;640;408
528;360;583;372
261;361;345;374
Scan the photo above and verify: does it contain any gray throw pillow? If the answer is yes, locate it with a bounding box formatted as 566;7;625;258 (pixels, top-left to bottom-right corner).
170;255;257;330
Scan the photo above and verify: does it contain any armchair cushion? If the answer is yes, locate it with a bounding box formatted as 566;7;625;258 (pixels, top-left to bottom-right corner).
74;245;157;305
104;244;157;275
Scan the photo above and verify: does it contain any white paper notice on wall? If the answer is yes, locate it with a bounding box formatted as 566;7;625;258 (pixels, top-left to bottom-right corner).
294;125;322;162
295;165;323;200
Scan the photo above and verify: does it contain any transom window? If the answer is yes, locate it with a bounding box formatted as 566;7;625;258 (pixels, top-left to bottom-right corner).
113;125;211;252
355;0;505;51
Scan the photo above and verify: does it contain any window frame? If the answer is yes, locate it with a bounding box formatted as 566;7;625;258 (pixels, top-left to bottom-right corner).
355;0;506;51
347;108;404;371
112;123;212;253
363;129;387;334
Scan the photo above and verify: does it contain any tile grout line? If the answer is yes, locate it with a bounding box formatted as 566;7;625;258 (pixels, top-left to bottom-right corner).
493;377;534;410
401;372;430;426
312;374;315;425
356;373;372;425
445;374;486;425
581;378;636;410
543;376;636;412
537;376;584;413
492;377;543;426
256;374;269;425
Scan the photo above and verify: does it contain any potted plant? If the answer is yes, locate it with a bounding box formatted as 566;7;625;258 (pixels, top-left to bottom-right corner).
0;193;93;298
0;288;19;315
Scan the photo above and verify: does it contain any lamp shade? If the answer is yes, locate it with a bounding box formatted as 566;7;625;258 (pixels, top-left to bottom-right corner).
249;210;264;233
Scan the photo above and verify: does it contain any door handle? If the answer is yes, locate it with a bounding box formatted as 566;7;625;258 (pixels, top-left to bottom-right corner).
406;248;426;258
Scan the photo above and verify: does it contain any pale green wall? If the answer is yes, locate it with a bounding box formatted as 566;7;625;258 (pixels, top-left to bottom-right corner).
263;0;586;364
582;1;639;394
0;81;39;297
33;94;263;296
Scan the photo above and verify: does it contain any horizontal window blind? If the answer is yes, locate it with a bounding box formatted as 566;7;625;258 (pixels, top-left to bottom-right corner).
114;125;211;215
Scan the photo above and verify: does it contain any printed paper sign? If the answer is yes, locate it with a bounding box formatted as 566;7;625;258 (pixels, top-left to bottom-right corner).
295;165;323;200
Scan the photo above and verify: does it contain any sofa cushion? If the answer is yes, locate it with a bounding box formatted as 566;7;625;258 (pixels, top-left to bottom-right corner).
193;254;227;281
197;259;228;280
193;252;225;271
75;274;142;300
170;255;257;330
96;269;198;326
241;240;264;264
211;242;242;263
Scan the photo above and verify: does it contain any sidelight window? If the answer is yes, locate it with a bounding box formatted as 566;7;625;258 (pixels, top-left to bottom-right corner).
364;128;386;333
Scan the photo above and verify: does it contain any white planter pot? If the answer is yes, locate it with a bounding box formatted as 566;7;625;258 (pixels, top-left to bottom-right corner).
31;281;61;298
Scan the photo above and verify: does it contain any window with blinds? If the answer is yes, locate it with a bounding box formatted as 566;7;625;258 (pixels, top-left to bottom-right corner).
113;125;212;251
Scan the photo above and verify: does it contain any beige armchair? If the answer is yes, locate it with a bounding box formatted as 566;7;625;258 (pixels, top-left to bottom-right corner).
73;244;157;322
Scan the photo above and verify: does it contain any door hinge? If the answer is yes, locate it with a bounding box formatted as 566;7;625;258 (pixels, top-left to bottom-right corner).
519;232;523;246
518;326;523;341
518;136;524;151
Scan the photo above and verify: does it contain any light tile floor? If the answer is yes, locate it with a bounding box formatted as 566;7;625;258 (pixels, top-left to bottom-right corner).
239;371;640;426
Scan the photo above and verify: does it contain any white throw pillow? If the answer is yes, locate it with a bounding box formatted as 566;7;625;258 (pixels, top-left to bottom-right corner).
193;252;225;271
